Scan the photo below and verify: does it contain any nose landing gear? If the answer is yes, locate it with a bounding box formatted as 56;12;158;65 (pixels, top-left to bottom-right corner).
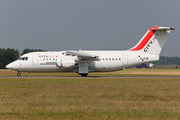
17;72;21;77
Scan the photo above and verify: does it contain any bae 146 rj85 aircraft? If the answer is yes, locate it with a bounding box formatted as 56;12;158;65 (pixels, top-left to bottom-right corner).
6;26;174;76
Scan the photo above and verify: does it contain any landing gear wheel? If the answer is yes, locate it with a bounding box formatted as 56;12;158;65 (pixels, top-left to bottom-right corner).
17;73;21;77
80;74;88;77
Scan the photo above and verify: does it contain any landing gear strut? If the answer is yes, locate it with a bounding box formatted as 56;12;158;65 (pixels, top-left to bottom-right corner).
17;72;21;77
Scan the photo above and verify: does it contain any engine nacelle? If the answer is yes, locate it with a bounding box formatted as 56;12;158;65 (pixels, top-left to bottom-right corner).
56;59;62;67
56;59;76;68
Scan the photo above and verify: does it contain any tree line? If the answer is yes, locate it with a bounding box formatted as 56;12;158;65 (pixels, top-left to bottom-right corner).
21;48;45;55
0;48;44;69
153;56;180;65
0;48;19;69
0;48;180;69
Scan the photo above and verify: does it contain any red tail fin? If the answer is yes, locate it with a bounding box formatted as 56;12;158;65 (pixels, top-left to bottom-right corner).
129;27;159;51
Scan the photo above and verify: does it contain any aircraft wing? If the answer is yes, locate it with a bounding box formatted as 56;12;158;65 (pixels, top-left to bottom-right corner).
66;50;99;58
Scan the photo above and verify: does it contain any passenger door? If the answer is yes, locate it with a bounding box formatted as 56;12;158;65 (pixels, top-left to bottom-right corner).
122;54;128;65
32;54;39;66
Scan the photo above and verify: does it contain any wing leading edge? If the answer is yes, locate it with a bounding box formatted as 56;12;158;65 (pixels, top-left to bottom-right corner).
66;50;99;58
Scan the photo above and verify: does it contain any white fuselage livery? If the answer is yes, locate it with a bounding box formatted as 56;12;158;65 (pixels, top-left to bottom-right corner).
10;51;158;72
6;26;174;76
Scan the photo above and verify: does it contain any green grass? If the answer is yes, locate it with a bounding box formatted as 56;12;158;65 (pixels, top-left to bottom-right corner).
1;77;180;119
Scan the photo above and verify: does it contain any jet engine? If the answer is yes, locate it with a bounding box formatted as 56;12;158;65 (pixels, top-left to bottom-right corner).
56;59;78;68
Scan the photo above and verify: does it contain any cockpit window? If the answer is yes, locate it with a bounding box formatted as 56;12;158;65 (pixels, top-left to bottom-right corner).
19;57;28;61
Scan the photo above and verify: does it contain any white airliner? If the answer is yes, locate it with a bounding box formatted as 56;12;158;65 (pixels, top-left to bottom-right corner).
6;26;174;76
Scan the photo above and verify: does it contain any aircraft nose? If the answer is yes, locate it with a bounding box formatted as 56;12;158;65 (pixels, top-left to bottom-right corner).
6;64;11;69
6;61;20;71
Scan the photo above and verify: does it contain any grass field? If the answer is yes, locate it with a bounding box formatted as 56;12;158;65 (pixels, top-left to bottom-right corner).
1;69;180;119
1;68;180;77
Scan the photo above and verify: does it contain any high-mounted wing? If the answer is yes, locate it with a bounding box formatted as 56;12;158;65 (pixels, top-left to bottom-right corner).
66;50;99;58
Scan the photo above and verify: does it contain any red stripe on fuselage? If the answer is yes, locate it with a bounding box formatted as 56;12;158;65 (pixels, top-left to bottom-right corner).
129;27;159;51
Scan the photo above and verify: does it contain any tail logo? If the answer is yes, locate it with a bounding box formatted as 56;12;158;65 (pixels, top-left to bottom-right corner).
144;32;159;52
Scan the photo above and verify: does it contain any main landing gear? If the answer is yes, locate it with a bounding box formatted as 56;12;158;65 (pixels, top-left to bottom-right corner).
80;73;88;77
17;72;21;77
